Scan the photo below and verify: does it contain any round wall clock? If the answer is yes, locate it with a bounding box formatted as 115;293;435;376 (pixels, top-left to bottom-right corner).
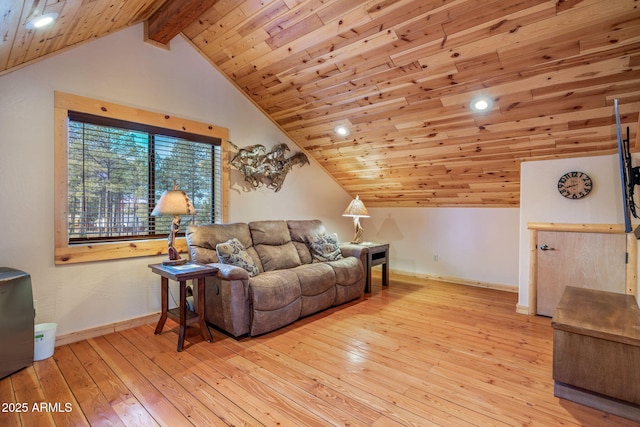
557;171;593;199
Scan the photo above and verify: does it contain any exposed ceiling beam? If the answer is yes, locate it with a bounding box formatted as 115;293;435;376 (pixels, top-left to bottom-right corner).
145;0;219;46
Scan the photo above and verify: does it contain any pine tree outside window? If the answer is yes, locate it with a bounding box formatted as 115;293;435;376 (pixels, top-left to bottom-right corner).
54;92;229;264
67;113;219;243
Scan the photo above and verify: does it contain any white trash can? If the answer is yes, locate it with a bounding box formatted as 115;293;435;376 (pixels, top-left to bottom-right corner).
34;323;57;361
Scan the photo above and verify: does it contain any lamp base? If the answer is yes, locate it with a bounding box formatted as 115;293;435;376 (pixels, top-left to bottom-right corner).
162;259;188;266
351;216;364;244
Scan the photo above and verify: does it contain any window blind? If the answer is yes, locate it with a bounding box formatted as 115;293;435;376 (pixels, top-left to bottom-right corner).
67;112;219;243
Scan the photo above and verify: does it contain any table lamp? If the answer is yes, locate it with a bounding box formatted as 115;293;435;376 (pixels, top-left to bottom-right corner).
342;195;370;244
152;181;196;265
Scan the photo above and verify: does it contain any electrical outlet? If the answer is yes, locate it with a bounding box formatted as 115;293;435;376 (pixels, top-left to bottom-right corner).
33;299;37;314
433;254;438;262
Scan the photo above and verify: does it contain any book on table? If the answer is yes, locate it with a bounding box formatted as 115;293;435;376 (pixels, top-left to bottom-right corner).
163;263;210;274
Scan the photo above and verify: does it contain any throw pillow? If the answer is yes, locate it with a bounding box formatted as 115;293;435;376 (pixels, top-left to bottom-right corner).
307;233;343;262
216;238;259;277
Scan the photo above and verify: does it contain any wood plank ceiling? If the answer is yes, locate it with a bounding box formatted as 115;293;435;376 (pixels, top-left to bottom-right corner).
2;0;640;207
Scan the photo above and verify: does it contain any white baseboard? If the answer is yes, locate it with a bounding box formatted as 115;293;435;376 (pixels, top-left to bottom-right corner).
54;312;160;347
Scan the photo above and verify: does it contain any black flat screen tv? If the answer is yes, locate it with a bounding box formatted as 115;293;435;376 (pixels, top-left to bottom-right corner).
615;99;640;236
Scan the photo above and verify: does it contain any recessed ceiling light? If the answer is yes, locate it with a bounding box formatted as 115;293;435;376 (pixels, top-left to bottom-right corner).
334;125;350;137
470;96;493;113
26;12;59;30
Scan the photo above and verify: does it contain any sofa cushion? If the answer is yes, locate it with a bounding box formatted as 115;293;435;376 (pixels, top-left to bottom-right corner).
292;241;313;264
334;280;364;306
250;298;302;336
328;257;365;305
249;270;301;311
327;256;364;285
292;263;335;296
248;270;302;336
307;233;343;262
255;242;302;271
292;263;336;317
216;238;260;277
249;220;291;245
287;219;327;243
187;223;254;264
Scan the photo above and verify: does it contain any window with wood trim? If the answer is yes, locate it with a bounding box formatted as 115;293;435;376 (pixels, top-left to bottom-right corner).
54;92;229;264
67;112;221;243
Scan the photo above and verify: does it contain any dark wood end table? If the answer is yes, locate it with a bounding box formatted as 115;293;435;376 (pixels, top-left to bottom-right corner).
148;262;218;352
342;242;389;293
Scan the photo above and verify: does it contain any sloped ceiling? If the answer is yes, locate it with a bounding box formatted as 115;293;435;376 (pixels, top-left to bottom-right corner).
2;0;640;207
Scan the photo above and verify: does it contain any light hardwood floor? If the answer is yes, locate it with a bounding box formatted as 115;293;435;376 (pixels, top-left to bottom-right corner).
1;275;637;426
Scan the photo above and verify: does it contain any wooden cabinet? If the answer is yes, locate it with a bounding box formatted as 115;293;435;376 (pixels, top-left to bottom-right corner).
552;286;640;422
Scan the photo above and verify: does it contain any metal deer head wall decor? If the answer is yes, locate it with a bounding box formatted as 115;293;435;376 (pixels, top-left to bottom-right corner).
230;142;309;192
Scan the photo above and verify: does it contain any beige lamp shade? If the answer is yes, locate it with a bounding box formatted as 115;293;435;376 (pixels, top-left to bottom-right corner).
151;190;196;216
342;194;370;218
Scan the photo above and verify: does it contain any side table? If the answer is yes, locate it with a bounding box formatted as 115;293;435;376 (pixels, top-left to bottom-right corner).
148;263;218;352
342;242;389;293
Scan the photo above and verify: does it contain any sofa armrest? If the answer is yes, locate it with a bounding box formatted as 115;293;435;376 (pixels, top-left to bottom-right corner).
208;263;250;280
339;243;368;259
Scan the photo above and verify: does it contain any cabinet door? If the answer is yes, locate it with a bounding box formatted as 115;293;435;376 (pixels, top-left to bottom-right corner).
536;231;626;317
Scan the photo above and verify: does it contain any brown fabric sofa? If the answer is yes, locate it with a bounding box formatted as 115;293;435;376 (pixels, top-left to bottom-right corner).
185;219;366;337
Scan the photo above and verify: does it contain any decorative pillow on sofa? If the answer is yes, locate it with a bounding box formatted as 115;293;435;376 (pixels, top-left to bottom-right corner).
216;238;259;277
307;233;344;262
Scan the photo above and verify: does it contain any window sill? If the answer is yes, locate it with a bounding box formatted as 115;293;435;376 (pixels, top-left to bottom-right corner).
54;237;188;265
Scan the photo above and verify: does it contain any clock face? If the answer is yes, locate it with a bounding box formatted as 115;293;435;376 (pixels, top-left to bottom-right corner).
557;171;593;199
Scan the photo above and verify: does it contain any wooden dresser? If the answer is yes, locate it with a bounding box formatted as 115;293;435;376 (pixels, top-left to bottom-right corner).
551;286;640;421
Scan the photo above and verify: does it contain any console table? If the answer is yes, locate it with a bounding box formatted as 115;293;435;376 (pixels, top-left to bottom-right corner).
552;286;640;422
149;263;218;352
342;242;389;293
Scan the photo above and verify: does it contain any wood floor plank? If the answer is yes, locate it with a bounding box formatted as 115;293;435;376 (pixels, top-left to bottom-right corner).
31;357;89;426
102;332;228;427
247;337;455;426
120;325;265;427
188;343;340;426
52;344;125;426
227;343;383;426
278;327;509;425
2;276;638;426
68;339;160;427
262;326;500;426
9;366;55;427
148;321;329;426
88;335;195;427
0;373;21;427
226;354;373;427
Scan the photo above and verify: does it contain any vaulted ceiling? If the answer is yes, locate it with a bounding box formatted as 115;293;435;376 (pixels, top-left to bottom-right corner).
3;0;640;207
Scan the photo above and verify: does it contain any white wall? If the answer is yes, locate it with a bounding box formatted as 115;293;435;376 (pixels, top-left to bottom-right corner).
0;24;353;336
363;207;520;287
518;154;631;309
